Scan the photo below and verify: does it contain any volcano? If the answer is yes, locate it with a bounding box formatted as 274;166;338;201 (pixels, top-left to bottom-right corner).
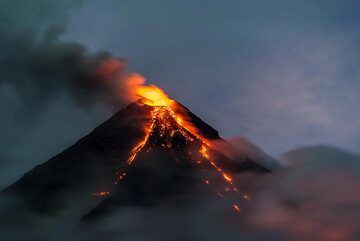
1;86;270;222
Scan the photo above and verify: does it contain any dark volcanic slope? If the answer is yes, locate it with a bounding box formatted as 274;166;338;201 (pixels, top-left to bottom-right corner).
2;102;150;217
1;101;269;220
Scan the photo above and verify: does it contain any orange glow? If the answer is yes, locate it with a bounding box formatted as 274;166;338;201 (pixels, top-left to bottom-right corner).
223;173;232;182
136;85;173;107
200;146;209;159
243;194;251;201
92;191;110;197
115;172;127;185
94;59;124;80
125;105;194;165
233;204;241;212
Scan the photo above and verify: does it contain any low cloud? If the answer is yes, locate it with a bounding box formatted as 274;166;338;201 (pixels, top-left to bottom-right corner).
247;145;360;241
1;145;359;241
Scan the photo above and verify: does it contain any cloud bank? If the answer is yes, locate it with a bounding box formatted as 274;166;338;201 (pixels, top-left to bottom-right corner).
1;145;359;241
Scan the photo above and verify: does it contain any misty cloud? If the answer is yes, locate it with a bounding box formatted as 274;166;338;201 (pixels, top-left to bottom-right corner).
247;145;360;241
1;145;358;241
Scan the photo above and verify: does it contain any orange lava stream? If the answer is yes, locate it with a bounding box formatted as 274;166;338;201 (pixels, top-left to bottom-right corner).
95;84;249;212
126;106;194;165
123;105;234;186
119;102;246;212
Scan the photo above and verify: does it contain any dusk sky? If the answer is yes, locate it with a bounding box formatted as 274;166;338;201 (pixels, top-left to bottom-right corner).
1;0;360;188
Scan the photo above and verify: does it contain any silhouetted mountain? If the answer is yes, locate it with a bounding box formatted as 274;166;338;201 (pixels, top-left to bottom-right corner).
1;101;269;222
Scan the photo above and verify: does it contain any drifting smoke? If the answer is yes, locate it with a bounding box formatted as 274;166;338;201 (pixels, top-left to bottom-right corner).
0;0;147;123
1;23;143;111
0;0;155;188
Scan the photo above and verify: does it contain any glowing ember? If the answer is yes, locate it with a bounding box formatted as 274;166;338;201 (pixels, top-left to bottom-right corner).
115;172;127;185
92;191;110;197
223;173;232;182
243;194;251;201
233;204;241;212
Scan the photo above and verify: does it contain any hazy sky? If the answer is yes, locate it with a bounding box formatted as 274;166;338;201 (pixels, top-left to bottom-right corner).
62;0;360;153
1;0;360;188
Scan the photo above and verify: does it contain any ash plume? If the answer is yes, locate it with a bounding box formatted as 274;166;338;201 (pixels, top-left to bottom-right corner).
0;0;139;123
0;0;148;191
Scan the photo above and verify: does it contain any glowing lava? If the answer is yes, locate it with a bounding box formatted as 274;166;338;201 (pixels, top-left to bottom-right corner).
123;86;233;185
111;84;248;212
126;105;194;165
135;84;173;107
90;82;248;212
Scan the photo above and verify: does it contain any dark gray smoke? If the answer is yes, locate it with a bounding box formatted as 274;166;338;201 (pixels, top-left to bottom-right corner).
0;0;133;124
0;0;142;187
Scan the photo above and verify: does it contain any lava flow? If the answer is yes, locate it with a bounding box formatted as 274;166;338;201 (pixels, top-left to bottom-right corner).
111;84;248;212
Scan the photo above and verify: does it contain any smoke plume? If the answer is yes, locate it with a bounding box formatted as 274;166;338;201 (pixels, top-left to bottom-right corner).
0;0;143;123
